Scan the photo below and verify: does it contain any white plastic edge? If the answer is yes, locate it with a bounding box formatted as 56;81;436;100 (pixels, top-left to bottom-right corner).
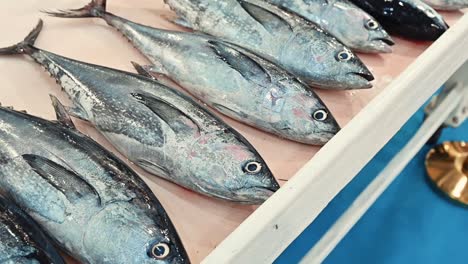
203;14;468;264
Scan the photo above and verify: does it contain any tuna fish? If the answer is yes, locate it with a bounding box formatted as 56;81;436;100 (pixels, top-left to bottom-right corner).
263;0;394;53
46;0;340;145
0;103;189;263
349;0;449;40
159;0;374;89
0;195;64;264
0;20;279;204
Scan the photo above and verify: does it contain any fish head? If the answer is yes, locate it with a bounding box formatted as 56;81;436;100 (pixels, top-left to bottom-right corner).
319;43;374;90
294;35;374;89
195;135;279;204
325;3;394;53
363;17;395;53
349;10;395;53
378;0;448;40
276;86;340;145
83;202;189;264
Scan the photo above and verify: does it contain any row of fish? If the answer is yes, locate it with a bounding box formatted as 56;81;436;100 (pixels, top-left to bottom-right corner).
0;0;465;262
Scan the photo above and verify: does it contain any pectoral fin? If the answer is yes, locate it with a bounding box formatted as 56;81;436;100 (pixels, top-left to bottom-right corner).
238;0;293;34
131;61;157;80
208;40;271;85
49;95;76;129
22;154;101;205
131;92;201;136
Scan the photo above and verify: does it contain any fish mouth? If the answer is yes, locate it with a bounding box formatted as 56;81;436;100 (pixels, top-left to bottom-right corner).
353;72;374;82
349;71;375;89
368;37;395;53
374;37;395;46
226;186;278;204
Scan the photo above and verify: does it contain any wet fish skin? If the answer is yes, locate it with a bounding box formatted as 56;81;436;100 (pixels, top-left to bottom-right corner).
350;0;448;40
46;1;340;145
0;104;189;264
0;195;65;264
0;20;279;204
422;0;468;10
162;0;373;90
265;0;394;53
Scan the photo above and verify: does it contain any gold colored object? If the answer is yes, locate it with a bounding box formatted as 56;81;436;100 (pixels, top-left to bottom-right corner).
426;141;468;205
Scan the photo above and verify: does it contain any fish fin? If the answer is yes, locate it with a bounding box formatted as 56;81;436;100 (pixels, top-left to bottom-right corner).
131;62;177;88
146;62;168;76
131;92;201;136
22;154;101;205
136;159;171;180
66;106;90;122
0;104;28;113
237;0;293;34
212;103;248;119
208;40;271;84
43;0;107;18
49;95;76;129
131;61;158;80
163;14;194;30
0;19;42;55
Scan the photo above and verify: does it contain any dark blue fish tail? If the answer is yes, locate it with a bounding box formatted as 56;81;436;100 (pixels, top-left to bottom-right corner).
0;19;42;55
44;0;107;18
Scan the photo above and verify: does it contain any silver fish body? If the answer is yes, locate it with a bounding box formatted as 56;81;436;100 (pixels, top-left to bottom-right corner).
0;20;278;204
264;0;394;53
48;2;340;145
0;106;189;263
0;195;64;264
422;0;468;9
163;0;374;89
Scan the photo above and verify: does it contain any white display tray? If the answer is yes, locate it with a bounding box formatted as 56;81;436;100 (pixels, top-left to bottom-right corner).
0;1;466;263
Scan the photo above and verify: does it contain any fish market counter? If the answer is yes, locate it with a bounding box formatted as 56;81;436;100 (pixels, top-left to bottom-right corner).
0;0;467;263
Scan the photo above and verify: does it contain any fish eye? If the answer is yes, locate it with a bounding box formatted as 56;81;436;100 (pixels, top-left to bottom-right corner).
425;9;436;18
336;50;352;62
312;109;328;121
149;242;170;259
243;161;262;174
365;19;379;30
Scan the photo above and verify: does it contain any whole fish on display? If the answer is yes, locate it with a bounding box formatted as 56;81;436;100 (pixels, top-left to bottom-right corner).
156;0;374;89
46;0;341;145
0;20;279;204
349;0;449;40
264;0;395;53
422;0;468;10
0;102;189;263
0;195;65;264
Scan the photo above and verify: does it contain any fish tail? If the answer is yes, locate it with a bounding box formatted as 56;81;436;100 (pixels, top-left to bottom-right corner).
43;0;107;18
0;19;43;55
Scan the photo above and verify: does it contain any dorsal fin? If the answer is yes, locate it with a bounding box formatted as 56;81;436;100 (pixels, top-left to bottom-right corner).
49;95;76;129
22;154;101;205
208;40;271;85
238;0;293;34
131;61;156;80
0;103;28;113
131;92;201;136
